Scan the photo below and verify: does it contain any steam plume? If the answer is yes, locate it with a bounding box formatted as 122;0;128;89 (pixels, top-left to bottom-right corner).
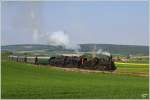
97;49;111;56
47;31;80;50
48;31;69;47
30;7;39;43
29;4;80;51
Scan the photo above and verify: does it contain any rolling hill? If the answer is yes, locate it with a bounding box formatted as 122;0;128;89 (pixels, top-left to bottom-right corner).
1;44;149;55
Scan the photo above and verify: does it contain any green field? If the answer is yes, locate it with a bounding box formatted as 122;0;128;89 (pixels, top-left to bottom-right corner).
114;62;149;76
127;57;149;64
1;60;149;99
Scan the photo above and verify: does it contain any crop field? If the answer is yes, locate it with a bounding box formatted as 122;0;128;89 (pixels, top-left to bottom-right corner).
127;57;149;64
114;62;149;76
1;60;149;99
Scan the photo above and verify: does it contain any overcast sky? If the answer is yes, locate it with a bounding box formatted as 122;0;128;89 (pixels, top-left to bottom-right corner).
1;1;149;46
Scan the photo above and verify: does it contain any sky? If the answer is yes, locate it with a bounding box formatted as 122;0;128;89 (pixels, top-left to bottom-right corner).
1;1;149;46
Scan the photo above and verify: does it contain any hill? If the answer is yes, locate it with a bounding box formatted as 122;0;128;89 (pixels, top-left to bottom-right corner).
1;44;149;55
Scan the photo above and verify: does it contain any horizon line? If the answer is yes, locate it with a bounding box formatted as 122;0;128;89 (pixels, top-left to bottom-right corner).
1;43;149;47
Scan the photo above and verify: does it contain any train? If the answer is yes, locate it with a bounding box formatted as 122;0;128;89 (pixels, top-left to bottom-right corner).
8;54;116;71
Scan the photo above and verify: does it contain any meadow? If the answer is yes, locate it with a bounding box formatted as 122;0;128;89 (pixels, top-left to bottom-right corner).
114;62;149;76
1;60;149;99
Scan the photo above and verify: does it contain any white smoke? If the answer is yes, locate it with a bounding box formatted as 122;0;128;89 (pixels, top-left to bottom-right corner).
48;31;69;47
30;5;41;44
97;49;103;54
28;4;80;50
31;11;35;19
46;31;80;50
33;29;39;43
97;49;111;56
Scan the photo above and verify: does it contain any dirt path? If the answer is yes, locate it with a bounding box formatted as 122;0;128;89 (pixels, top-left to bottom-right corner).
61;67;149;77
49;65;149;77
31;63;149;77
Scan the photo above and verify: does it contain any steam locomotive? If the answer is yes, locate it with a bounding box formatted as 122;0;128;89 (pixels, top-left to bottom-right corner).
8;54;116;71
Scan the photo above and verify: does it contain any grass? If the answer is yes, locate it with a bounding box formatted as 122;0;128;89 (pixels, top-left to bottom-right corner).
115;62;149;66
1;60;149;99
115;62;149;75
127;58;149;64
